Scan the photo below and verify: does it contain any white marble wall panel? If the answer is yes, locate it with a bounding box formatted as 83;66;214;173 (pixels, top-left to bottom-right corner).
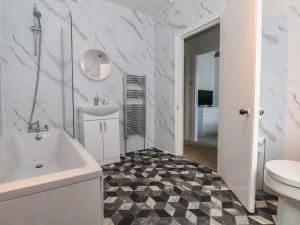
256;13;288;190
262;0;300;161
260;16;287;162
154;0;300;185
2;0;300;162
1;0;155;152
2;0;65;133
154;0;228;152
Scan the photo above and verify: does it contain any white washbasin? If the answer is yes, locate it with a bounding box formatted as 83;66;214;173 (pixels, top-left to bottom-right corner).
78;105;120;116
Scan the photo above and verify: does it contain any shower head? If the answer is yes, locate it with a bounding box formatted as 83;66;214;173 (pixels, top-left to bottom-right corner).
33;10;42;19
33;5;42;19
33;7;42;19
33;4;42;29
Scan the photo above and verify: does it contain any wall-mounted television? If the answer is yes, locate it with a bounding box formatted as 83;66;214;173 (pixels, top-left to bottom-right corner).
198;90;213;106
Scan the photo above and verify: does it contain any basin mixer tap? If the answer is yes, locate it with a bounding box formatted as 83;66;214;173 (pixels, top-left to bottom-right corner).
94;94;109;106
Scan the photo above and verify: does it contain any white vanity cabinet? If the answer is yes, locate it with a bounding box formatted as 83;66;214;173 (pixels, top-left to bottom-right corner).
198;106;219;136
79;109;120;165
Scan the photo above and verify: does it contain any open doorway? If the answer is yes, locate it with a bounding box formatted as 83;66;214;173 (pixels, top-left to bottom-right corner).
175;1;262;212
183;25;220;170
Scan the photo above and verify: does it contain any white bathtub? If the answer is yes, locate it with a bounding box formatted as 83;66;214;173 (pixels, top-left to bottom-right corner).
0;130;103;225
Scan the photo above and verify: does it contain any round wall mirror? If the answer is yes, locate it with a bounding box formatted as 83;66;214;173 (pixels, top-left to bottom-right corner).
80;49;112;81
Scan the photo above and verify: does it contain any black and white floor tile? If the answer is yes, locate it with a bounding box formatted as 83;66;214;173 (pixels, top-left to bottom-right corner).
102;149;277;225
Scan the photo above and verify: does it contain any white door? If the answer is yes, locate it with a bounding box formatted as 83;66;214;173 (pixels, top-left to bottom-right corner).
84;120;104;162
218;0;262;213
103;119;120;160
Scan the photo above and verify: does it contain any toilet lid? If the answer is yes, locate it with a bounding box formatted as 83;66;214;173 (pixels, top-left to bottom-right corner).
265;160;300;189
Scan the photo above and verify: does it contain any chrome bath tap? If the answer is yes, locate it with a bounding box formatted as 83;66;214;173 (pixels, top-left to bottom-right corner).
35;124;49;141
28;121;49;141
28;120;41;133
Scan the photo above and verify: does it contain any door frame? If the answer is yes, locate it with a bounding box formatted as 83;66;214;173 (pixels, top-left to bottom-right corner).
174;9;225;156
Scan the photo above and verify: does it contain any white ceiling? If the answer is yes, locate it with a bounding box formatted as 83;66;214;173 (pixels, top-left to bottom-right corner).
108;0;172;16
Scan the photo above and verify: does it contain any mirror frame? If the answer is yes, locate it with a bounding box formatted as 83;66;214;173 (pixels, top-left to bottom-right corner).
79;48;113;81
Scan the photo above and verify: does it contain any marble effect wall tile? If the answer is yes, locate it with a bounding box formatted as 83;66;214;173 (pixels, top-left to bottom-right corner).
2;0;65;132
2;0;300;169
1;0;155;153
67;0;155;152
154;0;300;190
154;0;228;151
262;0;300;161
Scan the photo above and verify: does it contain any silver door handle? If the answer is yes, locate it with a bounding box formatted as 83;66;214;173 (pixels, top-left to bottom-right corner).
100;122;102;132
104;121;107;132
239;109;251;116
259;108;264;116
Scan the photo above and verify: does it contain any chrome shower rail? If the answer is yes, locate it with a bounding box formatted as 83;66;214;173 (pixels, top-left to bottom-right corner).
28;4;42;132
124;74;146;152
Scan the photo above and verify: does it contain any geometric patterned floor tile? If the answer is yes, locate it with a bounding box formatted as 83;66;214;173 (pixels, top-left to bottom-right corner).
103;149;277;225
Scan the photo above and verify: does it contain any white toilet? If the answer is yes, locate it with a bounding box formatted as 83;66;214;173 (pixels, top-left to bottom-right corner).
264;160;300;225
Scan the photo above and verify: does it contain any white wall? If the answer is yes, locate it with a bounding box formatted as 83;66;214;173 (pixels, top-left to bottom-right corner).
261;0;300;161
154;0;227;151
154;0;300;169
196;52;219;107
183;54;195;141
1;0;300;165
196;52;215;91
183;26;220;141
1;0;155;152
0;0;3;135
214;56;220;106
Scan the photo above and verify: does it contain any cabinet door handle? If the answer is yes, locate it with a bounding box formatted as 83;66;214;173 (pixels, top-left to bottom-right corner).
104;121;107;132
100;122;102;132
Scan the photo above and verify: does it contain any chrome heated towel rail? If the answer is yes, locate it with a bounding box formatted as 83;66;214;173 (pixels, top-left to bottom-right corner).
124;74;146;152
